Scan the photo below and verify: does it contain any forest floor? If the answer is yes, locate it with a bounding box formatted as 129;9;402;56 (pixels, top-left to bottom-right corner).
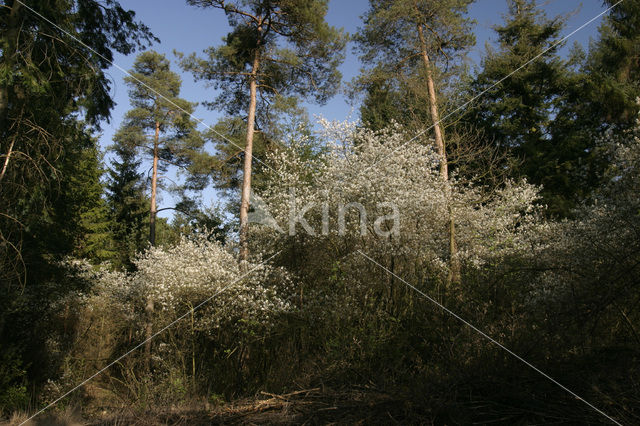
5;387;428;425
91;387;419;425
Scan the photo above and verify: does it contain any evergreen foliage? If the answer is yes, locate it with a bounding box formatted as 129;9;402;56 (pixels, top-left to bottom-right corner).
354;0;475;135
0;0;154;409
180;0;346;258
114;50;208;245
106;144;148;270
467;0;573;214
586;0;640;126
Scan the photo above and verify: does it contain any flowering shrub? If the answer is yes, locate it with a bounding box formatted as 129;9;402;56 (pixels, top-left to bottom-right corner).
36;120;640;420
51;234;296;403
233;120;550;387
523;123;640;315
255;120;542;278
132;234;293;331
70;234;295;339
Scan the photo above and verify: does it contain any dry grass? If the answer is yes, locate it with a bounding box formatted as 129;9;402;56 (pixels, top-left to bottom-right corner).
32;387;418;425
2;406;84;426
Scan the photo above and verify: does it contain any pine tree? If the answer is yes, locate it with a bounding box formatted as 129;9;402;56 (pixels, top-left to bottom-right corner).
115;50;211;372
181;0;346;260
586;0;640;127
115;50;205;247
355;0;476;285
468;0;572;215
548;0;640;214
65;140;115;263
106;144;148;270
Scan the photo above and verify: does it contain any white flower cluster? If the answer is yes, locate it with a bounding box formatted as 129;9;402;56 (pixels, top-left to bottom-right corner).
137;235;293;330
72;235;294;334
256;120;542;275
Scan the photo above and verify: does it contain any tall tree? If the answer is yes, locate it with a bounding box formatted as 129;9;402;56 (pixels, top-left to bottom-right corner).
115;50;205;247
60;137;114;263
115;50;207;372
106;144;148;270
0;0;154;403
585;0;640;127
548;0;640;214
181;0;346;260
355;0;475;284
0;0;154;285
467;0;574;215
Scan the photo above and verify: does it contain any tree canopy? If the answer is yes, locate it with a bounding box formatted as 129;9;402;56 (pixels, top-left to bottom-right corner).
0;0;155;410
114;50;206;245
181;0;346;259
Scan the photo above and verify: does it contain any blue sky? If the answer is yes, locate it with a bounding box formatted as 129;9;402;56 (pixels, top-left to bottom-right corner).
99;0;608;218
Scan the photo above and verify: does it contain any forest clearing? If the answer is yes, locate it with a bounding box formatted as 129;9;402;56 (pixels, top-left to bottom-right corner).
1;0;639;424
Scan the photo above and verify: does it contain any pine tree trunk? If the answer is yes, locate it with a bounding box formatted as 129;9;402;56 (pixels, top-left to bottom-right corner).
145;120;160;372
417;24;447;177
149;121;159;246
417;24;461;285
239;47;260;261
